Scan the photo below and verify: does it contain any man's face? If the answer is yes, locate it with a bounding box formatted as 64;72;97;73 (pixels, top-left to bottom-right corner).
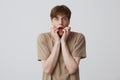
51;14;70;36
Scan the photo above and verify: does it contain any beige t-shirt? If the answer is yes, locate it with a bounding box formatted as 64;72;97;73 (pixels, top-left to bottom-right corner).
37;31;86;80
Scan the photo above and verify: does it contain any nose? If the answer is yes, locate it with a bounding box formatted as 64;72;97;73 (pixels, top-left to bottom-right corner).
59;19;63;25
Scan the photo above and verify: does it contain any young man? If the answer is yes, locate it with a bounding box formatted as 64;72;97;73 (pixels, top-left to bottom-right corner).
37;5;86;80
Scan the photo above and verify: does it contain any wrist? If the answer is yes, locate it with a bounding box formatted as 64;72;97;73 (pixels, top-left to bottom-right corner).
55;41;60;45
61;41;66;45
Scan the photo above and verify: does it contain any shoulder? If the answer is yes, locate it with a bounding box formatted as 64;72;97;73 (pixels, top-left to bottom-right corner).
38;32;51;38
70;31;85;39
37;32;51;41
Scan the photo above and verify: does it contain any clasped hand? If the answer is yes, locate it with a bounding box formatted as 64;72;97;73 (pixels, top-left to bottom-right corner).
50;27;71;43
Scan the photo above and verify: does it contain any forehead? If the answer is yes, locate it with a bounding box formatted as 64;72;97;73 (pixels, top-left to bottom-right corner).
55;14;67;18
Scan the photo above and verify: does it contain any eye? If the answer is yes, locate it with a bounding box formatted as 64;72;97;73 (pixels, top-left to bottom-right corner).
54;17;58;21
63;17;68;21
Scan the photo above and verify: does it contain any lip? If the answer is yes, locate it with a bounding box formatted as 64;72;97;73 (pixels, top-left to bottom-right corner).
58;28;63;32
58;27;64;29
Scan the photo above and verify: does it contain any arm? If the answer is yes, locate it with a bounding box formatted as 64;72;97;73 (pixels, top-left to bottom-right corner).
41;27;61;75
61;42;80;74
41;42;60;75
61;27;80;74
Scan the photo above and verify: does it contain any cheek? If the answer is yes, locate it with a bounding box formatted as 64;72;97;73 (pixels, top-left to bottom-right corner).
52;21;59;27
64;21;69;26
64;23;69;27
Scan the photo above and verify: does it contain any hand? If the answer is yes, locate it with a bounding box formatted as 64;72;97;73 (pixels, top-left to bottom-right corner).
61;27;71;43
50;26;60;43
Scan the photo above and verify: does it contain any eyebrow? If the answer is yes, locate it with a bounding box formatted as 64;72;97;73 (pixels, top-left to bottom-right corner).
55;15;68;19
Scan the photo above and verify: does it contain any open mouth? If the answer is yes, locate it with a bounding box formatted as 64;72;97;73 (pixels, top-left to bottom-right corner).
58;27;64;32
57;27;64;37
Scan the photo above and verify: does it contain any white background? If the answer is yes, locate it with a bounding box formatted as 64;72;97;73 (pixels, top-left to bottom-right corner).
0;0;120;80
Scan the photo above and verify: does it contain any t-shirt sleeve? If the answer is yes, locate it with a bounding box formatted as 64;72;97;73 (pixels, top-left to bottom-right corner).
37;34;50;61
72;33;87;59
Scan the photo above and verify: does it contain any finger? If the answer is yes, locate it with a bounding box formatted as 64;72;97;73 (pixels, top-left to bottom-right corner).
51;26;55;31
65;27;70;31
64;27;70;35
64;27;68;29
55;29;58;33
63;29;67;34
64;27;69;33
68;27;71;31
51;26;57;32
